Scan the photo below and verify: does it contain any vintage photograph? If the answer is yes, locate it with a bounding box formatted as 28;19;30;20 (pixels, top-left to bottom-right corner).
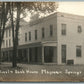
0;1;84;82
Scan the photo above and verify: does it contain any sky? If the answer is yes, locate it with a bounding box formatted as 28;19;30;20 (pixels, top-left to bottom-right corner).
24;2;84;22
57;2;84;16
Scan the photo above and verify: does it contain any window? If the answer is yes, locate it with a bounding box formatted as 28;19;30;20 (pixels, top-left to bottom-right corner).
4;40;5;47
42;28;45;38
6;40;8;47
25;33;27;42
29;32;31;41
35;30;37;40
9;39;11;47
61;24;66;35
78;25;82;33
61;15;64;17
9;29;11;37
2;40;5;47
62;45;66;63
76;46;81;57
6;30;8;38
50;25;53;36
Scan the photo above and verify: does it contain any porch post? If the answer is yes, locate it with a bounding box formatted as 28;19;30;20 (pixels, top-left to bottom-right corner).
8;51;10;62
42;46;44;64
27;48;29;63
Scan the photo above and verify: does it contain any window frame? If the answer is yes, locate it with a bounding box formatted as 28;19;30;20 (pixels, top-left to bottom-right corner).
29;32;31;41
6;30;8;38
61;24;66;35
25;33;27;42
42;27;45;38
2;40;5;47
6;40;8;47
9;39;11;47
35;30;37;40
9;29;11;37
78;25;82;33
61;45;66;63
76;46;82;57
50;25;53;37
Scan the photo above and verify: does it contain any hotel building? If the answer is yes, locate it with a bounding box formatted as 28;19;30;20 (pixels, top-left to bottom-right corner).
1;12;84;65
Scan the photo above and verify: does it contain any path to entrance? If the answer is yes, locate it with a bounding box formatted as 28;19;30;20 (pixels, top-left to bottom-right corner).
0;62;84;82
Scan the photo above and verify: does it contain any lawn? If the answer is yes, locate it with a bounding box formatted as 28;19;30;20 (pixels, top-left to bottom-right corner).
0;62;84;82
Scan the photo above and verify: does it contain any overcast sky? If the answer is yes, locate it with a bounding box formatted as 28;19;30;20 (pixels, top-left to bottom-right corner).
58;2;84;16
24;2;84;22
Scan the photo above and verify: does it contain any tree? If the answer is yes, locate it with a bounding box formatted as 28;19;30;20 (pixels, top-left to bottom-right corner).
0;2;10;63
9;2;21;67
9;2;58;67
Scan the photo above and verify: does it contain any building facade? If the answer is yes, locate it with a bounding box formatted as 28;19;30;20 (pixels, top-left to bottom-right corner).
1;12;84;65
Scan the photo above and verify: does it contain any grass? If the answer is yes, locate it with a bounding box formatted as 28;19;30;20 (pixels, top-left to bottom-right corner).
0;62;84;82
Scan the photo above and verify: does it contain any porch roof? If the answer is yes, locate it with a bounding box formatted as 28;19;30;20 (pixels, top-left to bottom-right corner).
1;41;57;51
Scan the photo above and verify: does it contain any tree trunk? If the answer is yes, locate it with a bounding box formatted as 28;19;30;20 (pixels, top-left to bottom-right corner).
0;3;9;64
10;2;21;67
0;3;5;64
10;2;17;67
13;3;21;67
12;43;17;67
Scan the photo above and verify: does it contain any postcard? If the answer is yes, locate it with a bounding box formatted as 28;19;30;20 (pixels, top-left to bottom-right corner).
0;1;84;82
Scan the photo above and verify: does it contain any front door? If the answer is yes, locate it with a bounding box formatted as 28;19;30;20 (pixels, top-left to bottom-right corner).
29;47;38;63
44;47;54;63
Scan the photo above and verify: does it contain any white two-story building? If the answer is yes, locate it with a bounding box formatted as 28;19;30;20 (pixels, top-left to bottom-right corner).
1;12;84;65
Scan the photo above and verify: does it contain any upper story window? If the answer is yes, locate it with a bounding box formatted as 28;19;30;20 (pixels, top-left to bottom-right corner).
9;39;11;47
42;28;45;38
6;30;8;38
9;29;11;37
2;40;5;47
6;40;8;47
35;30;37;40
25;33;27;42
29;32;31;41
78;25;82;33
61;24;66;35
76;46;81;57
50;25;53;36
61;15;64;17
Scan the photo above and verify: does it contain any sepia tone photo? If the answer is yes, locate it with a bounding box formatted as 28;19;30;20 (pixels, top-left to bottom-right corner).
0;1;84;82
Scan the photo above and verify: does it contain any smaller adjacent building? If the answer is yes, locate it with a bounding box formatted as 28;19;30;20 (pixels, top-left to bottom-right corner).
1;12;84;65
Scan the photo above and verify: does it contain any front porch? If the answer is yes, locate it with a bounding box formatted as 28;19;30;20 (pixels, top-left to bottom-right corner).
1;42;57;64
26;41;57;64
